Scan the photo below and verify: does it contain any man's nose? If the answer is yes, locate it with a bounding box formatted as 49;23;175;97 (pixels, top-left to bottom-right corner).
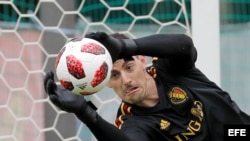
121;72;131;85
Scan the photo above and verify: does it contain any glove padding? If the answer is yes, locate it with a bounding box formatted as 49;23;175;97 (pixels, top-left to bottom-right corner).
85;32;138;62
44;71;98;124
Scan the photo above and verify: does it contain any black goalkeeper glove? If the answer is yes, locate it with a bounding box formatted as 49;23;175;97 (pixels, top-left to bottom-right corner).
44;71;98;124
85;32;138;62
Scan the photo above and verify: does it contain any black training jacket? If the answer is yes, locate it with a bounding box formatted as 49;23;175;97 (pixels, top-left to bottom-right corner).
86;34;250;141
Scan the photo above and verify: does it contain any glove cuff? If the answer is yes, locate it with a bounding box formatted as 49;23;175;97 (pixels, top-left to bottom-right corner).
75;101;98;125
122;39;138;56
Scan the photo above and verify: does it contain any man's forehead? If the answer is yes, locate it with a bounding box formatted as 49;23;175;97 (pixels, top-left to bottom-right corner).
112;59;128;69
113;59;124;66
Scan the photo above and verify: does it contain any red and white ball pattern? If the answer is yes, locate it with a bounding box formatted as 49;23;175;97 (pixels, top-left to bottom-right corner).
55;37;112;95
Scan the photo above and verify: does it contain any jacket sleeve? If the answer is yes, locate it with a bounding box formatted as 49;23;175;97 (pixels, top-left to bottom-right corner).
125;34;197;71
82;114;149;141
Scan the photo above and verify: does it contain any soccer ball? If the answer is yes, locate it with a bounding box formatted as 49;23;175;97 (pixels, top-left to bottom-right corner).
55;37;112;95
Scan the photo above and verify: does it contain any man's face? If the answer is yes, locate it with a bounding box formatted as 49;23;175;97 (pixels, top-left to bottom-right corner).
107;56;150;105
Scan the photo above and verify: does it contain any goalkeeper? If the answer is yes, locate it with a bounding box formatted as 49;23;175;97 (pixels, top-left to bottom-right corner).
44;32;250;141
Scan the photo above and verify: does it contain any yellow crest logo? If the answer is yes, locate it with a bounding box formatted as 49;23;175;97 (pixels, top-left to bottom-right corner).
160;119;170;130
169;87;187;104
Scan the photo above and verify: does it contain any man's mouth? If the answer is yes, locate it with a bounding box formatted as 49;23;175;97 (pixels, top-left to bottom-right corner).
125;86;138;95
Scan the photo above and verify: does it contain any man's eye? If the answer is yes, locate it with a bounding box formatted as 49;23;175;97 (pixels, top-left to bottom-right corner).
126;64;133;70
111;73;119;79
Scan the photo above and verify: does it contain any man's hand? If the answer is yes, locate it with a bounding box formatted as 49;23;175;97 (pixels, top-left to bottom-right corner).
44;71;87;113
44;71;98;124
85;32;125;62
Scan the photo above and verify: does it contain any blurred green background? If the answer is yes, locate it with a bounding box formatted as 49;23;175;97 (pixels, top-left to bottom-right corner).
0;0;249;141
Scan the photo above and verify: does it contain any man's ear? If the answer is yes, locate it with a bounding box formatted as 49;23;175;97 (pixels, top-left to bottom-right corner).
137;55;147;67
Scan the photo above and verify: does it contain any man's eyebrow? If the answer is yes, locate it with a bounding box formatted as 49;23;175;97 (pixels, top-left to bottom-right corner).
111;59;134;72
122;60;132;68
111;70;118;74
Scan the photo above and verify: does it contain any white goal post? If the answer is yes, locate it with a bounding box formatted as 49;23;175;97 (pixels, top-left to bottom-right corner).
191;0;220;85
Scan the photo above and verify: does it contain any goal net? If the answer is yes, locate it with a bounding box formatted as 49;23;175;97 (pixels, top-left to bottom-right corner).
0;0;191;141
